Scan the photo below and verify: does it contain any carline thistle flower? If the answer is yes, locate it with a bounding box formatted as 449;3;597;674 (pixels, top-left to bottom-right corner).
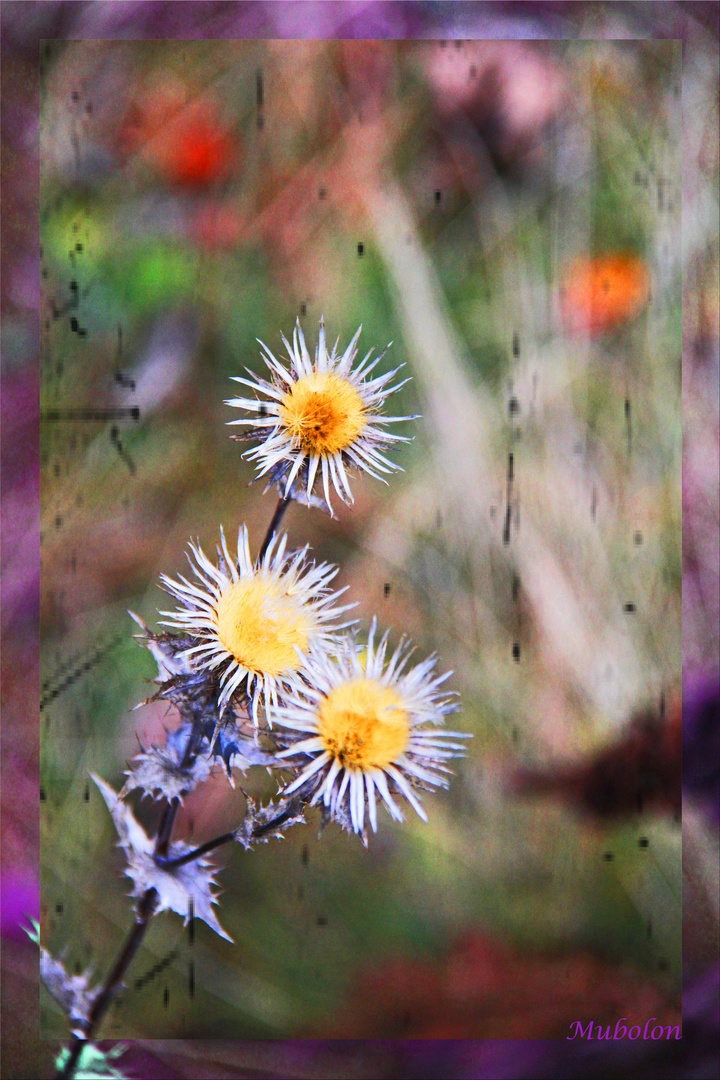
158;525;354;721
272;621;470;835
226;317;416;514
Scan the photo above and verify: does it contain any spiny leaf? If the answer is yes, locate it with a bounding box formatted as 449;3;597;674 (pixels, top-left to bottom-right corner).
40;949;95;1036
197;717;279;782
128;612;194;682
92;775;232;943
121;719;279;802
234;795;306;849
120;729;214;803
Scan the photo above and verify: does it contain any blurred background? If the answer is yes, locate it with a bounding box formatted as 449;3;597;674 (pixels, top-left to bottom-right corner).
2;3;718;1078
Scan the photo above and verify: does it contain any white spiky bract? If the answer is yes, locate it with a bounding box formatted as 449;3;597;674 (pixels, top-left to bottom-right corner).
39;950;95;1037
272;620;470;836
226;318;416;515
93;775;232;942
158;524;353;721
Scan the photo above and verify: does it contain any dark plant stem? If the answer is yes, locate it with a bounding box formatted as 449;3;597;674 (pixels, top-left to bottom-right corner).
154;721;204;857
56;888;158;1080
57;499;290;1077
56;722;204;1079
257;494;291;564
157;805;298;871
154;796;181;859
156;831;236;870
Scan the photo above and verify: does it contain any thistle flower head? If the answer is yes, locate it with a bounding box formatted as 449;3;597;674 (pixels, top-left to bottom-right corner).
158;525;353;721
226;318;416;515
272;620;469;836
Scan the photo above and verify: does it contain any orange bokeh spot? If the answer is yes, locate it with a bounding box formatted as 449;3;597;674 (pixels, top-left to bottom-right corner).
561;253;650;335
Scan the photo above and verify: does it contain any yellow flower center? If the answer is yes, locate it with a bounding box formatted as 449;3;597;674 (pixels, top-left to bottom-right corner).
215;574;310;676
279;372;367;456
317;678;409;771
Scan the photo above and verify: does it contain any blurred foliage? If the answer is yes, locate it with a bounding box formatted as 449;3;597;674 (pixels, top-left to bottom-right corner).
36;32;693;1045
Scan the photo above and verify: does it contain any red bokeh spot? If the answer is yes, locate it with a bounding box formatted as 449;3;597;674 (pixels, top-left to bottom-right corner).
165;122;235;188
116;94;237;190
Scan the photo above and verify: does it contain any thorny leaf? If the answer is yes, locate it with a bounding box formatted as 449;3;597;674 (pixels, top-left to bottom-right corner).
92;775;232;942
54;1044;128;1080
234;794;306;850
196;716;279;781
320;798;357;838
40;949;95;1037
128;612;194;683
153;667;227;721
121;719;279;802
25;918;95;1037
120;726;214;803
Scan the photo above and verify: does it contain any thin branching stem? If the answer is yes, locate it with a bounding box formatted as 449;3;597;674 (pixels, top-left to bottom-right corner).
156;805;298;871
156;831;236;870
56;888;158;1080
154;722;205;857
56;496;290;1079
257;494;292;563
57;721;206;1078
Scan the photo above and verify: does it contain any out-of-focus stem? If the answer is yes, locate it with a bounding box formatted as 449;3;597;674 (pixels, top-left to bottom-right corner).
57;722;204;1078
56;888;158;1080
258;494;292;563
154;722;204;857
58;499;290;1077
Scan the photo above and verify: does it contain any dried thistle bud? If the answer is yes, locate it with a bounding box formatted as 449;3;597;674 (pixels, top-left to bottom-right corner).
128;611;195;682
